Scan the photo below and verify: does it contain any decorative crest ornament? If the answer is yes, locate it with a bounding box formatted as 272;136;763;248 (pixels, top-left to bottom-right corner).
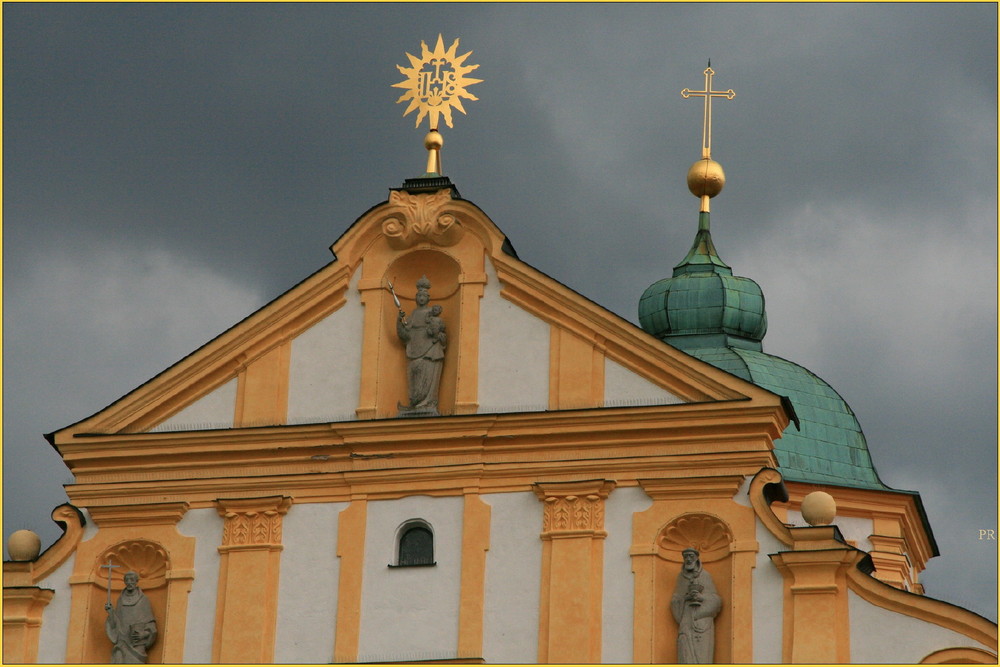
393;35;482;176
393;35;481;130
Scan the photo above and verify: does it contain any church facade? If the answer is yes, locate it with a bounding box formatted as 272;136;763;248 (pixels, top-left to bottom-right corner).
4;171;996;664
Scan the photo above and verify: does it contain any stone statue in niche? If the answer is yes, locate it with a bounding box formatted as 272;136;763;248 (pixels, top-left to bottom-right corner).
105;570;157;663
671;548;721;663
395;276;447;416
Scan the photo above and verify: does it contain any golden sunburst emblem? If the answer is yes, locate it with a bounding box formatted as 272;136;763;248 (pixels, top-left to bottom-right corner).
393;35;482;130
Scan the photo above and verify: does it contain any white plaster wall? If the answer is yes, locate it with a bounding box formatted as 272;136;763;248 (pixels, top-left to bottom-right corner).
357;495;464;662
477;258;550;414
481;491;542;663
177;507;223;663
35;555;76;663
604;357;683;408
602;485;652;663
784;508;874;553
275;501;344;663
287;266;364;424
848;589;995;663
154;379;237;431
732;475;754;508
752;517;787;664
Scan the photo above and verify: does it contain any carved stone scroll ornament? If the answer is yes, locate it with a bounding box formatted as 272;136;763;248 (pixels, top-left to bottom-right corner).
670;548;722;664
381;189;464;249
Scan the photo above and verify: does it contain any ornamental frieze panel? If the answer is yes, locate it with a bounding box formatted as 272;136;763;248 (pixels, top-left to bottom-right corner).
215;496;292;549
381;189;465;249
533;479;616;535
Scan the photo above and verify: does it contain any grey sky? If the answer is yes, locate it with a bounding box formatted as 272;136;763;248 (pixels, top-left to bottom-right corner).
4;3;996;621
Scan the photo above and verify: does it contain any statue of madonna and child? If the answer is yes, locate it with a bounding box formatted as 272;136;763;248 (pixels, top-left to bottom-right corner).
392;276;447;417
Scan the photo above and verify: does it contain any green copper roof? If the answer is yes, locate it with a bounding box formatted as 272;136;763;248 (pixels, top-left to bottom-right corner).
639;211;890;492
639;212;767;345
686;346;889;490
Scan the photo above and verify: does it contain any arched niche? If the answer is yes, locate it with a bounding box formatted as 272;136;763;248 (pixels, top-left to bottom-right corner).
653;513;735;664
378;249;462;417
630;479;759;664
84;540;170;663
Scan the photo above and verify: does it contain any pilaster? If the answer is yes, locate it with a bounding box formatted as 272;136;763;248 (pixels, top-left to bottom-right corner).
457;490;490;659
212;495;292;663
2;586;54;663
333;496;368;663
769;525;861;663
533;479;615;663
453;273;486;415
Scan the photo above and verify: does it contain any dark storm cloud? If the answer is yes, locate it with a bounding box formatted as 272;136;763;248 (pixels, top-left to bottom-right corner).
4;3;996;621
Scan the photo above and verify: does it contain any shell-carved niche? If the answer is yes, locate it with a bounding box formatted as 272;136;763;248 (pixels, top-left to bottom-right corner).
96;540;170;591
657;513;733;563
381;189;465;249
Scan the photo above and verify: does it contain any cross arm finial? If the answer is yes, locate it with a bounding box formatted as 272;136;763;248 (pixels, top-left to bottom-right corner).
681;64;735;159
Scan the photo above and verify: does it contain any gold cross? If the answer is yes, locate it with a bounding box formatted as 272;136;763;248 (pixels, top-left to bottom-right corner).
681;64;735;159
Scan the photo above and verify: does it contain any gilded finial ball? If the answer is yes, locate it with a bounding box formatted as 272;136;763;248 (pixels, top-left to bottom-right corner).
800;491;837;526
424;130;444;151
7;529;42;561
687;158;726;198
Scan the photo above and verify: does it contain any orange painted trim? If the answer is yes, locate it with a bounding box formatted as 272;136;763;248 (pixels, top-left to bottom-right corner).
52;193;791;442
920;646;999;663
233;341;291;428
846;561;998;649
356;275;387;420
2;587;54;663
212;496;291;663
769;535;858;663
3;505;85;589
453;274;486;415
333;497;368;663
61;265;351;435
748;467;793;547
783;480;936;578
58;400;785;511
62;502;196;663
547;327;606;410
533;479;615;663
33;505;85;583
456;492;491;659
631;478;758;663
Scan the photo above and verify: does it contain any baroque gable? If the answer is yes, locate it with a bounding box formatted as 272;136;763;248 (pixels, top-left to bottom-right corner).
50;186;777;442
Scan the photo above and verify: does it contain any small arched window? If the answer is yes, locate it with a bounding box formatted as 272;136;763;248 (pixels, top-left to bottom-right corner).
392;520;435;567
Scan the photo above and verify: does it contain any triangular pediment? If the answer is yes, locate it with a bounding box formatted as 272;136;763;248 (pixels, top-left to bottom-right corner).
50;185;780;445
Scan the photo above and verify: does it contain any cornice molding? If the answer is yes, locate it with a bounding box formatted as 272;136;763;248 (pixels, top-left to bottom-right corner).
782;481;936;574
87;501;189;528
59;404;782;508
846;561;998;649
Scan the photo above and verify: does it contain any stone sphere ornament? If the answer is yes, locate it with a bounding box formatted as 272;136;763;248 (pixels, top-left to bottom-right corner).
7;529;42;561
801;491;837;526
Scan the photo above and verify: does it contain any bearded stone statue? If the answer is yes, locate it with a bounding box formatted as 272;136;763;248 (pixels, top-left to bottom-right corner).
105;571;157;663
670;548;721;663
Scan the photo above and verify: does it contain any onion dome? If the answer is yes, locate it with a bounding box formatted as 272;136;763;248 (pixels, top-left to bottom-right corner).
639;212;767;350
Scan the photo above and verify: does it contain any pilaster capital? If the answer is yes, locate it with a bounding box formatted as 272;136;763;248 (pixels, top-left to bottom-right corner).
533;479;615;534
215;496;292;549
